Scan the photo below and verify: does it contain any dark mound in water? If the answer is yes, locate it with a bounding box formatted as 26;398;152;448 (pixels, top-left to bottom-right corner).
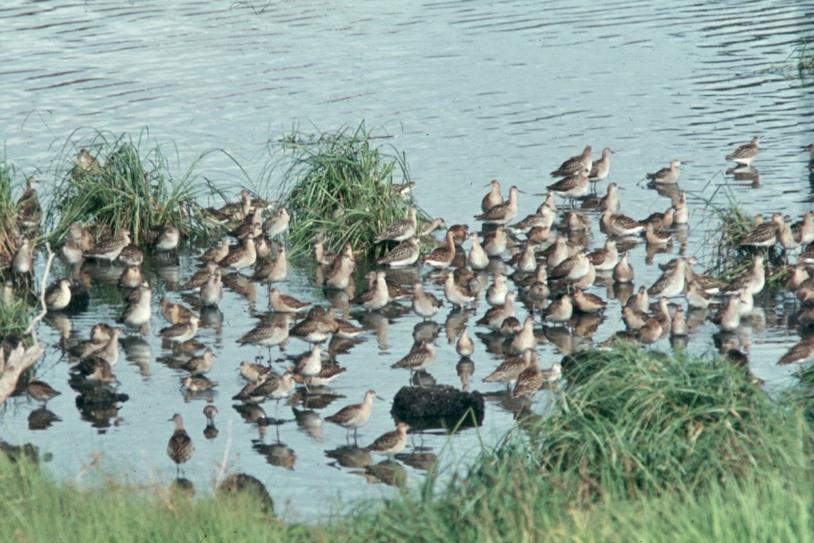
391;385;484;430
217;473;274;514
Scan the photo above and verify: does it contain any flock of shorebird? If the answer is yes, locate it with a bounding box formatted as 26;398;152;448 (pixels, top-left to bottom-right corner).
4;140;814;477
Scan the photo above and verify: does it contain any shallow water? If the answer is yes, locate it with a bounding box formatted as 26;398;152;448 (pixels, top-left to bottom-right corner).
2;0;814;521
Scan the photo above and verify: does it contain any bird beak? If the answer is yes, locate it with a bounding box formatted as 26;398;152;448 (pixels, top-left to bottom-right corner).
375;394;386;402
167;417;174;422
516;189;527;194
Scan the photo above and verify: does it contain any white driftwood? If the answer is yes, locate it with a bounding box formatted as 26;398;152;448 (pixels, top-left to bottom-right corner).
0;343;43;404
0;243;52;404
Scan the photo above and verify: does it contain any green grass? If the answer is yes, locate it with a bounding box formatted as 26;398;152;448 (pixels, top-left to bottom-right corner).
5;345;814;542
0;158;22;269
45;130;220;246
0;295;33;337
276;122;429;258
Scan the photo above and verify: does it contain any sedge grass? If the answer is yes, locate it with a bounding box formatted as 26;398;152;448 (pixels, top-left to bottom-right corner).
277;122;429;258
45;130;218;246
0;295;33;337
0;158;22;270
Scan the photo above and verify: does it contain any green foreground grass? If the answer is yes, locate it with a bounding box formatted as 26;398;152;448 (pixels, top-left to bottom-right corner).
3;347;814;542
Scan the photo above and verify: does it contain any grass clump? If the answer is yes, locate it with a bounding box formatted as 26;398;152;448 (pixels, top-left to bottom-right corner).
0;159;22;270
535;345;791;499
277;122;428;258
0;296;33;337
45;131;217;246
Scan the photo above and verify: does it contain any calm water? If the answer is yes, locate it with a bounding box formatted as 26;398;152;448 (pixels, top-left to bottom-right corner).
2;0;814;521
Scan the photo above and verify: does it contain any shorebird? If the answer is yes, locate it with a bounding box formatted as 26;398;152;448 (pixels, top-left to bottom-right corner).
269;289;309;314
510;315;537;353
160;315;199;344
391;341;435;373
86;230;131;262
793;212;814;245
263;207;290;239
184;262;220;291
375;207;417;243
326;252;355;289
548;171;590;203
638;318;664;344
778;337;814;365
160;298;194;324
674;192;689;225
420;218;446;236
444;272;475;308
467;233;489;270
483;226;508;256
353;271;390;311
154;225;180;252
335;319;365;340
325;390;377;441
167;414;194;476
456;329;474;358
726;137;759;167
564;211;590;232
588;239;618;271
239;314;291;348
26;380;61;405
512;356;544;398
549;253;590;285
12;238;33;275
551;145;592;178
221;236;257;272
182;349;215;375
365;422;410;456
392;181;415;199
622;306;647;331
543;294;573;324
118;266;144;289
573;288;606;314
412;282;443;319
199;237;230;264
200;269;223;307
642;207;675;230
626;285;649;313
290;306;336;344
725;255;765;296
476;291;516;330
486;274;509;307
423;231;457;269
713;295;741;332
686;281;712;309
446;224;470;246
120;282;152;331
484;349;535;385
474;186;520;224
240;361;272;383
60;236;84;265
740;214;782;248
648;259;686;298
645;223;672;246
545;237;569;268
45;278;72;311
253;245;288;283
181;375;217;392
377;238;420;268
599;182;620;213
589;147;612;181
513;209;555;236
117;245;144;267
612;252;635;283
671;306;688;337
293;345;323;389
481;179;504;212
601;210;644;237
646;160;681;184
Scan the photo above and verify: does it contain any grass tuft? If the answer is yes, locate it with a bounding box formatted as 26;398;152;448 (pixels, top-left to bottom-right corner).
0;159;22;270
45;130;219;246
276;122;429;258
